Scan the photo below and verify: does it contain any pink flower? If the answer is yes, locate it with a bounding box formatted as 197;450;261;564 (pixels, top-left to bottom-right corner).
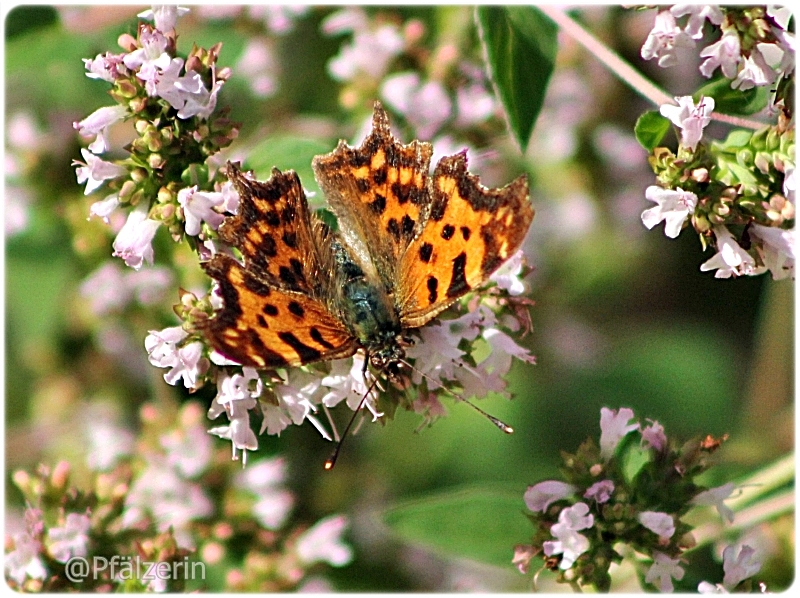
638;511;676;539
137;5;190;32
660;96;715;151
646;552;684;592
74;149;127;195
295;515;353;567
641;420;667;452
700;30;742;79
543;502;593;570
641;11;695;68
584;480;615;504
74;104;128;153
524;480;576;512
641;186;698;238
700;226;765;278
177;186;226;236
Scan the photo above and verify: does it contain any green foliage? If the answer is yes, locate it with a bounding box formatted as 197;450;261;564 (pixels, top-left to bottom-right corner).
245;137;333;199
635;110;672;151
382;486;532;567
476;6;557;152
695;78;769;116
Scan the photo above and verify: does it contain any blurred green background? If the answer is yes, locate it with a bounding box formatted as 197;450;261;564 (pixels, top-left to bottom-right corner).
5;4;793;591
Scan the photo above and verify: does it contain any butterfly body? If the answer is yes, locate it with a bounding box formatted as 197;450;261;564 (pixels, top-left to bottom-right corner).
201;103;533;380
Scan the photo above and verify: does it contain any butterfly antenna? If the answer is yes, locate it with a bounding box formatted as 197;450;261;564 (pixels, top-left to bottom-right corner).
396;358;514;434
323;372;382;470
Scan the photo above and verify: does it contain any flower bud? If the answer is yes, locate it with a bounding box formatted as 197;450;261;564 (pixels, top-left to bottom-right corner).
119;180;137;200
51;460;71;489
148;153;165;169
692;213;711;232
117;33;137;51
715;203;730;216
690;168;709;183
130;167;148;183
116;79;138;98
157;186;175;204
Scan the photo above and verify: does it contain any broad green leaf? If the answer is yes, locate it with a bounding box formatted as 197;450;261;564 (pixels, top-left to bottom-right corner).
716;129;754;150
634;111;672;151
476;6;558;152
244;136;332;200
382;486;532;567
695;78;769;116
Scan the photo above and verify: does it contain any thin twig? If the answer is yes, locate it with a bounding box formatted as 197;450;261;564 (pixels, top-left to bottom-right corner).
538;5;768;130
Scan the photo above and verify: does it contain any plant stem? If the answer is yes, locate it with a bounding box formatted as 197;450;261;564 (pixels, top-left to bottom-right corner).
538;6;767;130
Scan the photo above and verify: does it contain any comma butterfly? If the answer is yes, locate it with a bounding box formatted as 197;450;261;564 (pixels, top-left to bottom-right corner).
201;102;533;409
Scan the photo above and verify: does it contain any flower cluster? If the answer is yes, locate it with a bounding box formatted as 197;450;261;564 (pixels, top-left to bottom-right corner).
146;252;535;464
641;5;794;112
73;6;240;270
642;95;794;280
513;407;763;592
4;401;352;592
322;7;500;160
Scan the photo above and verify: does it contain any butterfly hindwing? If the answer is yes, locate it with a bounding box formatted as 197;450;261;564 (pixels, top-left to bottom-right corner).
203;254;358;368
312;105;433;292
397;152;532;328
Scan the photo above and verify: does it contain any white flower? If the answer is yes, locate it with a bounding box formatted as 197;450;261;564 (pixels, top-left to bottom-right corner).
320;355;383;421
208;369;261;464
638;511;676;539
124;28;171;74
168;342;207;389
150;56;186;102
641;11;695;68
146;326;187;363
698;581;728;593
325;9;405;82
524;481;577;512
660;95;715;151
670;5;724;39
295;515;353;567
732;48;777;90
489;249;526;295
47;513;91;563
692;482;736;523
122;458;213;546
380;72;452;139
700;30;742;79
174;68;224;119
543;502;593;570
112;202;161;270
404;320;466;387
74;105;128;154
74;148;127;195
645;552;685;592
749;224;795;280
641;186;698;238
235;457;294;529
480;328;536;382
722;544;762;589
178;186;226;236
599;407;639;460
5;532;48;585
89;193;121;223
783;165;796;203
584;480;615;504
700;226;765;278
83;52;127;82
138;5;190;32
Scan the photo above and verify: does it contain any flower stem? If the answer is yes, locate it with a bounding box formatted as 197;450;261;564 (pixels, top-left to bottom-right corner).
538;6;767;130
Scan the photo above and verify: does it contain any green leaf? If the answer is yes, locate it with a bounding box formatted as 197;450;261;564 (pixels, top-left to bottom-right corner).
476;6;558;152
244;136;332;200
695;78;769;116
634;111;672;151
382;485;532;567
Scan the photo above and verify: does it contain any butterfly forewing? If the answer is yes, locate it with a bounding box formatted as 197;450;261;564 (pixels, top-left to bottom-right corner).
397;152;532;329
312;105;433;292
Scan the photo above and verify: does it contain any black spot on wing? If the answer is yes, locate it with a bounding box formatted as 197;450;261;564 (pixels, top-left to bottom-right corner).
426;276;438;304
288;301;305;318
387;218;400;240
263;303;279;316
446;252;469;298
419;242;433;263
441;224;455;240
401;214;415;239
356;178;370;194
278;331;322;363
370;194;386;215
259;234;278;257
282;231;297;249
265;211;280;227
257;314;267;328
373;168;387;185
244;272;273;297
460;226;471;241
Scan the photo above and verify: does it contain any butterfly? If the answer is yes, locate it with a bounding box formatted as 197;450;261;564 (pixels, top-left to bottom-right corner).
201;102;533;392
